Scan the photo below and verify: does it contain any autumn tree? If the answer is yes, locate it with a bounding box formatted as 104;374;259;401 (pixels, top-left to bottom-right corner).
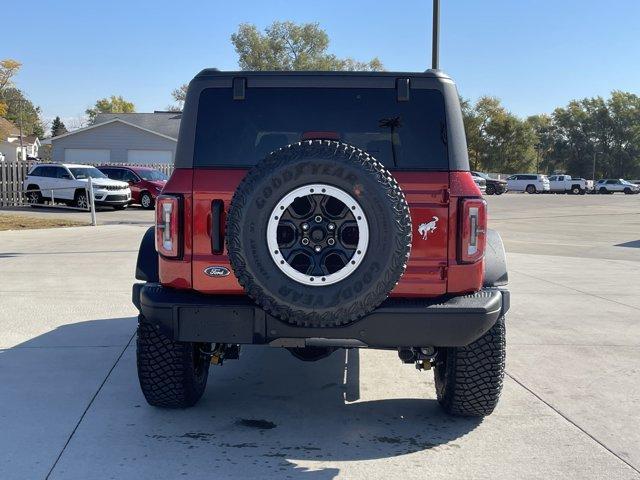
86;95;135;124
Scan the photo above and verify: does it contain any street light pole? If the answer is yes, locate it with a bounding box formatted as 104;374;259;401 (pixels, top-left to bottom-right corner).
432;0;440;70
592;151;596;182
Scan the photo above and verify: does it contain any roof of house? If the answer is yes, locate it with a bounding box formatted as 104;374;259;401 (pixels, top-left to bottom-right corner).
0;117;20;136
46;116;180;144
94;112;181;139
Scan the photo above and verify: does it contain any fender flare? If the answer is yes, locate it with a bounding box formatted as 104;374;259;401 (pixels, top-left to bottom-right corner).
483;229;508;287
135;227;159;282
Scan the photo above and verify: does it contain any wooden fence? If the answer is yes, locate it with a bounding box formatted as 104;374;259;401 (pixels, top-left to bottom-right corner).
0;161;175;207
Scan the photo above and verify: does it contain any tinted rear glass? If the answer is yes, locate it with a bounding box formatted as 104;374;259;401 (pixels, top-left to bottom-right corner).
194;87;448;170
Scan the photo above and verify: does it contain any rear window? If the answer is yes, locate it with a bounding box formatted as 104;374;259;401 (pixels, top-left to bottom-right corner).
194;87;448;170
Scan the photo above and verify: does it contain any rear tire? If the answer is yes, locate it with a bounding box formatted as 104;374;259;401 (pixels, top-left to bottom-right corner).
598;187;608;194
434;316;506;417
140;192;154;209
571;186;581;195
25;185;43;207
525;185;536;194
136;316;210;408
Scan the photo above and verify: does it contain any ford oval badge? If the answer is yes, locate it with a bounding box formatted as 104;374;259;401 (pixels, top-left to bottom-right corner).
204;266;230;277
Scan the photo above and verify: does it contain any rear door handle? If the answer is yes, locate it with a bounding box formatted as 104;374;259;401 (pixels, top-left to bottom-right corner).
211;200;224;254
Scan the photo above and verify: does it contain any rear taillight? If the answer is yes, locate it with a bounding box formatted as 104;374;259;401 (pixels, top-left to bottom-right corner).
155;195;181;258
458;198;487;263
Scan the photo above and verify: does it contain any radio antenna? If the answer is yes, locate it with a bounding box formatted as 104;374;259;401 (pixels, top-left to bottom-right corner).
432;0;440;69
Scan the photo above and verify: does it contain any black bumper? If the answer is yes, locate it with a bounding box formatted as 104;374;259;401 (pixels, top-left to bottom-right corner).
133;284;510;349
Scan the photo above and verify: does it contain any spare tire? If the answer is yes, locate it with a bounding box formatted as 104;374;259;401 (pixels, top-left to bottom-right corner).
227;140;411;327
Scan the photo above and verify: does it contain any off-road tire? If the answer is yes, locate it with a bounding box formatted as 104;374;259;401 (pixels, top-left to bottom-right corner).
434;316;506;417
226;140;411;328
136;316;210;408
485;184;496;195
525;184;536;194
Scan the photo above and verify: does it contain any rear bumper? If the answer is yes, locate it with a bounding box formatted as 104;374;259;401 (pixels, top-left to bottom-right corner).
132;283;510;348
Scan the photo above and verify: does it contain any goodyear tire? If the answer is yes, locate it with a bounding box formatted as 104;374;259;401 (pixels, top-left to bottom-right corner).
434;316;506;417
226;140;412;327
136;315;210;408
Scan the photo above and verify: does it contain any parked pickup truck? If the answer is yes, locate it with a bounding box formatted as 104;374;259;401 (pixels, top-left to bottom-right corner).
548;175;590;195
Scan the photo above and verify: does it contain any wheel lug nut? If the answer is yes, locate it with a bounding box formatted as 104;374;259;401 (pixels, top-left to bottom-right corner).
328;223;335;231
301;238;310;246
314;245;322;253
327;238;335;246
301;223;309;231
314;215;322;223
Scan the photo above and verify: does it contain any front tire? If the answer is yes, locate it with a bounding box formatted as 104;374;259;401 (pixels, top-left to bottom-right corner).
485;184;496;195
434;316;506;417
624;187;632;195
136;316;210;408
113;204;127;210
74;190;89;209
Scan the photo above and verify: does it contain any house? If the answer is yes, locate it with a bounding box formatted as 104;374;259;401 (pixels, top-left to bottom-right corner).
45;112;181;164
0;117;40;161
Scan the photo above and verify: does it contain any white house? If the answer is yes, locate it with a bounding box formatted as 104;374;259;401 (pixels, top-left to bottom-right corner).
0;117;40;161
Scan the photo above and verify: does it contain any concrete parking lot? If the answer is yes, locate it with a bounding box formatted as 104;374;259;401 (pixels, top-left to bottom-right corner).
1;194;639;479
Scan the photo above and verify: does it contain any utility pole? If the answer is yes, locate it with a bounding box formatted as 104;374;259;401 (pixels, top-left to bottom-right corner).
432;0;440;70
18;99;24;161
592;151;596;182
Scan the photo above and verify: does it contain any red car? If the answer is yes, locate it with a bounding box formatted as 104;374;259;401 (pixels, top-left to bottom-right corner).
98;165;167;209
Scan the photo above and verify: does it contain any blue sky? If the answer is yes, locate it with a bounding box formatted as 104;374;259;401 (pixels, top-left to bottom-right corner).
5;0;639;127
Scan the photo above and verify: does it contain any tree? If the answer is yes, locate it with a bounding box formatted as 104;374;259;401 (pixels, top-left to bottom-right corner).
167;84;188;112
86;95;135;124
0;87;45;138
231;21;384;71
0;59;21;117
462;96;536;173
51;116;68;137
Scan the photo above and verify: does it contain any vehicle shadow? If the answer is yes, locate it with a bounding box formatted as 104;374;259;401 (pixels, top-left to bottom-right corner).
11;319;482;479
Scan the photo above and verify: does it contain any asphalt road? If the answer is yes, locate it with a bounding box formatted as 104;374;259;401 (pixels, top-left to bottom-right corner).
0;194;639;479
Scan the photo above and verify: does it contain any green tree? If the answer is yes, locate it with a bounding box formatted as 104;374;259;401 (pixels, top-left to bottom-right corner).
86;95;135;124
231;21;384;71
51;116;68;137
462;96;536;173
1;87;45;138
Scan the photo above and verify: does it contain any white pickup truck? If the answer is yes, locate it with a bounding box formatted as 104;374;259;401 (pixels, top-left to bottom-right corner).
548;175;590;194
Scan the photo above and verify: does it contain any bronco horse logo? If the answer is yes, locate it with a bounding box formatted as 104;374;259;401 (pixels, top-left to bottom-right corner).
418;216;439;240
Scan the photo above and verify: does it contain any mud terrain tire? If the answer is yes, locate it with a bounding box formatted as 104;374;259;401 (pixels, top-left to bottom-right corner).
434;316;506;417
137;316;210;408
226;140;411;327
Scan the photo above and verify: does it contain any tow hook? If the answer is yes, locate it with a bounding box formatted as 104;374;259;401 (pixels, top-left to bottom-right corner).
204;343;241;366
397;347;436;371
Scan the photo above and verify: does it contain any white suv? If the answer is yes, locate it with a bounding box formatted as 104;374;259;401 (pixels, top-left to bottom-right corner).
595;179;640;195
23;163;132;209
506;174;550;194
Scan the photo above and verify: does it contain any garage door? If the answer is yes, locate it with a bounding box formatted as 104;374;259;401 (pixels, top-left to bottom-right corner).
127;150;173;164
64;149;111;163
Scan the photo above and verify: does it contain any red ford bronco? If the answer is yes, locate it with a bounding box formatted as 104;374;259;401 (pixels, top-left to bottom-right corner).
133;70;509;416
